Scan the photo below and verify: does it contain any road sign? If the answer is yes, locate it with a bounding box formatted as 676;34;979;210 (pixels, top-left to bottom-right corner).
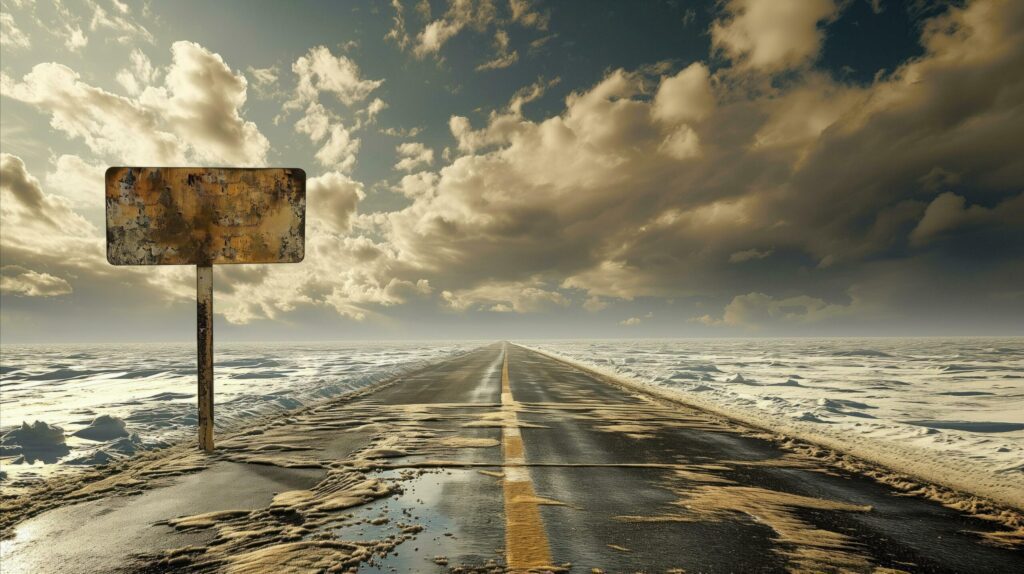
106;167;306;451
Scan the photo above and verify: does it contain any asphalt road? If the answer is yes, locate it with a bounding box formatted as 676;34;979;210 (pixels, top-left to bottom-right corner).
1;343;1021;573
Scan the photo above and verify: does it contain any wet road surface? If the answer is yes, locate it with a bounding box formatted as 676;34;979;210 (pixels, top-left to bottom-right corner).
1;343;1021;573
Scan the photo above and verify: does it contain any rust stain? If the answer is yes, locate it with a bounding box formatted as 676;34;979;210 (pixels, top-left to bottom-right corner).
105;167;306;265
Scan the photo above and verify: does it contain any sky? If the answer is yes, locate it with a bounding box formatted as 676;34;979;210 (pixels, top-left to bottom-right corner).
0;0;1022;343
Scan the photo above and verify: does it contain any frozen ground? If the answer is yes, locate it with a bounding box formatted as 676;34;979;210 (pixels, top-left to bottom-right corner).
0;341;473;483
524;338;1024;508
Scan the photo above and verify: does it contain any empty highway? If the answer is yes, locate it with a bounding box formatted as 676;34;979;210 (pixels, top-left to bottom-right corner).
2;343;1021;573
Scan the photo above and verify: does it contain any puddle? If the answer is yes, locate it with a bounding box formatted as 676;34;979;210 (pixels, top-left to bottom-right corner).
334;468;505;573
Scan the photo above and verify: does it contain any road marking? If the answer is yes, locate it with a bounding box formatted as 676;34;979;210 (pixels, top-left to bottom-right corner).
501;344;554;571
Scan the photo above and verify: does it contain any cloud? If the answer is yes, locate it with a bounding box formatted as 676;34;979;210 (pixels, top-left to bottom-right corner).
0;153;189;315
9;0;1016;334
287;45;383;109
308;171;365;234
509;0;549;30
507;76;559;115
1;12;31;49
380;125;424;138
696;292;856;330
620;316;641;326
63;24;88;51
394;142;434;172
408;0;547;61
711;0;841;72
910;192;1024;246
1;267;73;297
1;154;73;229
360;97;388;126
143;41;270;165
652;63;715;124
295;102;332;141
2;41;269;166
384;0;411;50
314;123;360;171
2;63;186;164
582;295;607;312
44;154;106;208
476;29;518;71
414;15;470;58
281;46;381;172
246;66;280;98
48;0;90;51
442;279;568;313
87;0;153;44
115;48;158;96
729;248;773;263
341;0;1023;330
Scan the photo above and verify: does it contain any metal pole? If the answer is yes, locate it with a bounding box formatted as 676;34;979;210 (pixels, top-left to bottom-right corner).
197;264;214;451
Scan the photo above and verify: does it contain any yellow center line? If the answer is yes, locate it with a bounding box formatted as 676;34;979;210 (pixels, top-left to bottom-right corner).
501;344;554;572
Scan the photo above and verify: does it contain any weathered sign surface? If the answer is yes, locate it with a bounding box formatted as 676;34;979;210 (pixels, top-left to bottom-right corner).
106;167;306;266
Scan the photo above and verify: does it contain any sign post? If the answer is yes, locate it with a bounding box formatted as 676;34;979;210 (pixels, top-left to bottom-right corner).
196;263;214;451
106;167;306;451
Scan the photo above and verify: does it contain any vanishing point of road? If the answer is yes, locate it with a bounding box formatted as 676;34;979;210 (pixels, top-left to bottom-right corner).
2;343;1021;573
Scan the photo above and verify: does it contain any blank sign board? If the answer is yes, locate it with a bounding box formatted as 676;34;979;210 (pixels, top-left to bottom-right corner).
106;167;306;265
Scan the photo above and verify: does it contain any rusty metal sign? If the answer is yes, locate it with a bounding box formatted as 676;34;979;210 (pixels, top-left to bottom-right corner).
105;167;305;266
106;166;306;452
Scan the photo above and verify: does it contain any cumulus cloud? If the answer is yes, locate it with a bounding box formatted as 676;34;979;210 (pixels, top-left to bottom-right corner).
711;0;840;72
694;292;855;330
7;0;1021;335
0;153;189;313
401;0;547;63
2;41;269;166
44;154;106;208
281;46;381;172
394;142;434;172
142;41;270;165
287;45;383;109
618;311;653;326
352;0;1023;329
442;279;568;313
308;171;365;234
1;267;73;297
134;0;1024;337
295;102;332;142
652;63;715;124
115;48;158;96
360;98;388;127
910;192;1024;246
2;63;186;164
314;124;360;171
